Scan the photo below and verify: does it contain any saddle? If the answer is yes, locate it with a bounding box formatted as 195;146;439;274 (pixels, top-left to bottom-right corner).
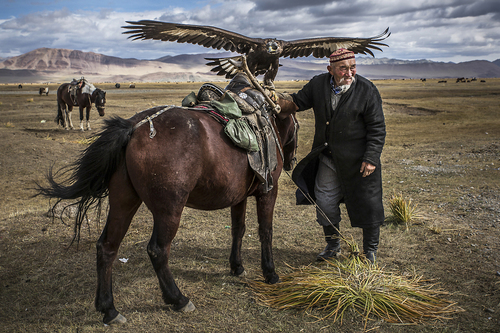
68;78;95;106
187;73;278;192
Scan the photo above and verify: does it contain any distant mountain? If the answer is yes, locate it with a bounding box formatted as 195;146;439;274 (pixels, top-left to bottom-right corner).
0;48;217;83
0;47;145;70
1;48;499;84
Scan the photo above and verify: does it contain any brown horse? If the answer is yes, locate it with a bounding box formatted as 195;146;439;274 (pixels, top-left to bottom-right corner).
56;82;106;131
37;82;299;325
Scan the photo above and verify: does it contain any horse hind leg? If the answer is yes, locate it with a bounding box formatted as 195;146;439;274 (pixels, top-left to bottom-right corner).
65;107;74;130
95;167;142;325
146;198;194;312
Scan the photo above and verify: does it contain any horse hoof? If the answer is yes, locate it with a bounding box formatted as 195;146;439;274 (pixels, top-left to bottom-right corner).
265;274;280;284
104;313;127;326
178;300;196;312
235;270;247;278
231;266;246;277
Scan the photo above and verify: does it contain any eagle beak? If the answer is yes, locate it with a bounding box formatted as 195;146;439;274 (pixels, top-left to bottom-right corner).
268;42;279;54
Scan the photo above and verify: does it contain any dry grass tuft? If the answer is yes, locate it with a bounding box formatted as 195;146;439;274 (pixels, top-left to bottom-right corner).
74;136;98;145
247;256;462;327
386;192;420;230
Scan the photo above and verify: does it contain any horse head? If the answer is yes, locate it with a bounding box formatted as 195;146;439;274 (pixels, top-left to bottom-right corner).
93;88;106;116
276;95;299;171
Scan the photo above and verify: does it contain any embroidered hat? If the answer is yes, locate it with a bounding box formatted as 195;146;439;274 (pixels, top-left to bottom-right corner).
329;48;355;63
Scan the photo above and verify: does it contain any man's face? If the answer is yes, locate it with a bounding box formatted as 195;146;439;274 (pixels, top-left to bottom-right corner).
327;58;356;86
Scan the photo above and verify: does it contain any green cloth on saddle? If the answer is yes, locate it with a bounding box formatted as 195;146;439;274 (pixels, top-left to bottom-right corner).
209;92;242;119
181;91;259;152
224;118;259;152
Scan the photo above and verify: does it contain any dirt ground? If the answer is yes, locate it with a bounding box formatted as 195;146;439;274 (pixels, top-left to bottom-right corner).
0;79;499;332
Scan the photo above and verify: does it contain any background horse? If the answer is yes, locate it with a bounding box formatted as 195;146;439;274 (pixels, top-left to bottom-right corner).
55;82;106;131
37;87;298;325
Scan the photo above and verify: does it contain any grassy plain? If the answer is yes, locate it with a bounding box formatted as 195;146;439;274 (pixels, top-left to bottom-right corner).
0;78;499;332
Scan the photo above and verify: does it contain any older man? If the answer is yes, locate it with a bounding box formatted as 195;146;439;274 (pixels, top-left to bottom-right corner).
291;48;386;263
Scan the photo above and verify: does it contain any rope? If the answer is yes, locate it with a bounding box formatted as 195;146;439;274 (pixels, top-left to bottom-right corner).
282;169;345;239
132;105;176;138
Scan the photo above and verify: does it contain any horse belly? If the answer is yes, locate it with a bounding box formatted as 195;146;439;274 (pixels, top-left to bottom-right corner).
186;153;253;210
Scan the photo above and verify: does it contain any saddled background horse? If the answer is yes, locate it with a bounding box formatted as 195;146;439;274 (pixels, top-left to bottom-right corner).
55;82;106;131
37;80;299;325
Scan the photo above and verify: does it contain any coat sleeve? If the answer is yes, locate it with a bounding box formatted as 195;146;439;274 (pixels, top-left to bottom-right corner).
362;84;386;166
291;75;320;111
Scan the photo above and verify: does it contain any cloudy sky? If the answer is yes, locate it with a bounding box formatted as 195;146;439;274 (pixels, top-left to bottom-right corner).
1;0;499;63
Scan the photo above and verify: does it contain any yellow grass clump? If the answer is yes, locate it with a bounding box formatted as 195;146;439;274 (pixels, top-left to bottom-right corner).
387;192;420;230
74;136;98;145
247;256;461;326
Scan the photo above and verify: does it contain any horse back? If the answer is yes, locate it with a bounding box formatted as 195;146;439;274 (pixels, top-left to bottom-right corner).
125;107;254;210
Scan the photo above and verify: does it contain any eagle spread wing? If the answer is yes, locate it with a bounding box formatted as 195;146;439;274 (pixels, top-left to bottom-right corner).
123;20;264;54
123;20;390;85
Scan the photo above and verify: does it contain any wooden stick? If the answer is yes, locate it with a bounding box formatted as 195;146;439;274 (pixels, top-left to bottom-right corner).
240;55;281;114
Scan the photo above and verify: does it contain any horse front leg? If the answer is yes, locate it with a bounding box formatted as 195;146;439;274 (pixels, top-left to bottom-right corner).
86;105;91;131
256;190;279;284
229;199;247;276
147;201;194;312
95;169;142;325
79;106;85;131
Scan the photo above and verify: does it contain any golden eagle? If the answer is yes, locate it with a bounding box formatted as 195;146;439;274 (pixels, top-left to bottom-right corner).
123;20;390;87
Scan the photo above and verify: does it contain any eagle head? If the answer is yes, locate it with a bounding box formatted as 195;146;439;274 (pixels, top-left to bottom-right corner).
265;39;282;55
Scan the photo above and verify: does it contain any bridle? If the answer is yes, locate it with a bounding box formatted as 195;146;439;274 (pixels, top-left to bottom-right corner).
94;89;106;108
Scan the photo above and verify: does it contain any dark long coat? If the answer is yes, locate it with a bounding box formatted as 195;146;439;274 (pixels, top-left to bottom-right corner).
291;73;386;228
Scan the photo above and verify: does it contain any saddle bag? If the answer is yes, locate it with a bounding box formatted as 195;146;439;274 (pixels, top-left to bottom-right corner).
224;118;259;152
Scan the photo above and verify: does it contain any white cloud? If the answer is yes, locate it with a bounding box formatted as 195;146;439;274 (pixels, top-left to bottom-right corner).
0;0;499;62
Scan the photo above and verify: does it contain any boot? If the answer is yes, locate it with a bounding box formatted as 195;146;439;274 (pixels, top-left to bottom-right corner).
317;224;341;261
363;226;380;264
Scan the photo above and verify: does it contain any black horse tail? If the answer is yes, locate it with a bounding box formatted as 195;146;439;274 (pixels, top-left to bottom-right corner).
36;116;134;244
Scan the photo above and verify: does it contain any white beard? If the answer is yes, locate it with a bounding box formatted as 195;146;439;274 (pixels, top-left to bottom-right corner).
337;76;355;93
